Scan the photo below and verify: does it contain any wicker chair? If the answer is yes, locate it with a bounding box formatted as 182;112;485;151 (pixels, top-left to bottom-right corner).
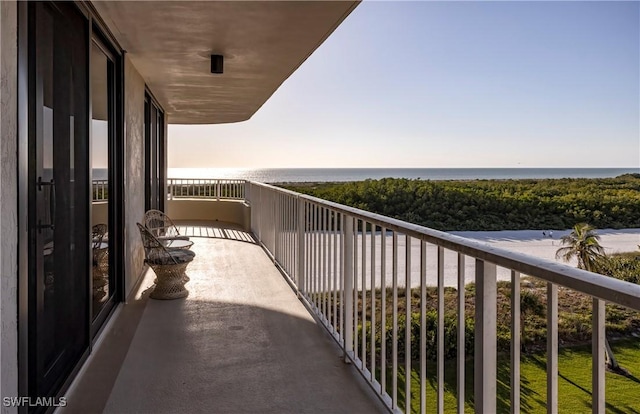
137;223;195;300
91;223;109;269
143;209;189;242
91;223;109;302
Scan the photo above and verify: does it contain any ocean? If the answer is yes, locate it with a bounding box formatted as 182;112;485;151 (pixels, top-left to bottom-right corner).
166;167;639;183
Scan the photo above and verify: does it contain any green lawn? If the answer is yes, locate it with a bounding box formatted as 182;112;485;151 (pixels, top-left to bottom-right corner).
383;339;640;413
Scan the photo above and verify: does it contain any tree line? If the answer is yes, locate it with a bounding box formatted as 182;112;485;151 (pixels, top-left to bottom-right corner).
283;174;640;231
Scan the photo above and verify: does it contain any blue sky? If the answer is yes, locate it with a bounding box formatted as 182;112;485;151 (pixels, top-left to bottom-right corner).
168;1;639;169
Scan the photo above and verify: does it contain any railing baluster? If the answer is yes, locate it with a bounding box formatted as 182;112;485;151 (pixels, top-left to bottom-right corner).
339;212;344;343
310;203;314;307
321;208;326;319
309;204;314;305
354;219;359;363
327;209;333;328
474;259;497;414
381;226;387;396
420;240;427;414
592;298;605;414
314;205;318;307
289;196;293;274
274;192;280;263
547;282;558;414
324;208;329;323
283;194;286;267
305;202;310;298
370;224;376;382
314;205;319;309
405;236;412;413
325;208;330;325
282;195;286;269
392;231;398;410
362;220;367;369
457;253;465;414
333;211;342;335
437;246;444;414
511;270;521;414
282;195;286;270
297;198;305;294
343;215;354;362
287;196;291;274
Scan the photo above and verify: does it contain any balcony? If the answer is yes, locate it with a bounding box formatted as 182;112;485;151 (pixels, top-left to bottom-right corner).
64;222;384;413
80;179;640;413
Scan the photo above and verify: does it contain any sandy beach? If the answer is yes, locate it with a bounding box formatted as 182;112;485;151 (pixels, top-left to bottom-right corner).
452;228;639;266
309;228;640;289
449;228;639;286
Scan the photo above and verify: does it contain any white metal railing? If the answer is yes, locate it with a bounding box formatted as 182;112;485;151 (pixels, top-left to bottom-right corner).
92;179;108;202
92;178;247;202
247;181;640;414
167;178;246;200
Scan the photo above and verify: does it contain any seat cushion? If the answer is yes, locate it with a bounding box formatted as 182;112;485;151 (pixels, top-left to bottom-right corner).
147;249;196;265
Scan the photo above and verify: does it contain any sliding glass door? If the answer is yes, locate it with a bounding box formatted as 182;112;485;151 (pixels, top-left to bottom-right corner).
27;1;89;402
90;37;116;323
145;93;165;212
21;2;124;408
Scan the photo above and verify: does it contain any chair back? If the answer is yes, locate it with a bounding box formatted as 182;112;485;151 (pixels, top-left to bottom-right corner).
136;222;178;265
92;223;108;249
144;209;181;238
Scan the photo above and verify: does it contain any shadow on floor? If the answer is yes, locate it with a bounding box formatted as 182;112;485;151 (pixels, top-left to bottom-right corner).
175;220;257;244
62;234;385;414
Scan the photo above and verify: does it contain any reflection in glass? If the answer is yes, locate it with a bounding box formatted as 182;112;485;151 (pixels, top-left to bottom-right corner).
91;41;111;318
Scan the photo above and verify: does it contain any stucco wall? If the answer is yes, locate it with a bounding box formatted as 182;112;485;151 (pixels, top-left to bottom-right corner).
123;56;147;298
91;202;108;227
0;1;18;410
166;199;251;232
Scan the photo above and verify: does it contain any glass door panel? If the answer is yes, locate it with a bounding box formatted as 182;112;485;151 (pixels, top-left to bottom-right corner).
90;41;113;319
29;1;89;402
145;95;165;212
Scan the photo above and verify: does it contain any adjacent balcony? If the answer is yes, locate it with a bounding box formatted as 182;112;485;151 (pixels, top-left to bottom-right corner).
79;178;640;413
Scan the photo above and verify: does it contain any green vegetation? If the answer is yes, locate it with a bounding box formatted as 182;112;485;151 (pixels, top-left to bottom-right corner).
593;251;640;285
350;281;640;362
293;175;640;409
388;339;640;413
292;173;640;409
555;224;608;369
555;223;606;271
283;175;640;231
336;282;640;413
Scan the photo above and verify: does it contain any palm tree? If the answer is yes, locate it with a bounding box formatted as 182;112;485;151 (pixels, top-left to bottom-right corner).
555;223;605;271
555;223;623;372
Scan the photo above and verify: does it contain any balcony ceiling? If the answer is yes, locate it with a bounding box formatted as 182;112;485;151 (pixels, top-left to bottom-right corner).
92;1;359;124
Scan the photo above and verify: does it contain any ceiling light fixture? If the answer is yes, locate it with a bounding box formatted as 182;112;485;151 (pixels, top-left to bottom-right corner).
211;55;223;74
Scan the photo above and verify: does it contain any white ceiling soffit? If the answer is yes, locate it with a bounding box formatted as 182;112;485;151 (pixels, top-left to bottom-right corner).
92;1;360;125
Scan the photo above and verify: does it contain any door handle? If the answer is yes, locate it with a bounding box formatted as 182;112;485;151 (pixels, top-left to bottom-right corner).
36;177;54;190
36;219;55;234
36;177;56;233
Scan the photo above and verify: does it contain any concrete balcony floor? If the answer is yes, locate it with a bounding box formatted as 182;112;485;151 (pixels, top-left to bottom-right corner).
63;222;385;414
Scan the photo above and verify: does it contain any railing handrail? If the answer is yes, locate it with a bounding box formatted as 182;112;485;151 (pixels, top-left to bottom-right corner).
167;178;246;182
166;178;247;200
249;180;640;311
